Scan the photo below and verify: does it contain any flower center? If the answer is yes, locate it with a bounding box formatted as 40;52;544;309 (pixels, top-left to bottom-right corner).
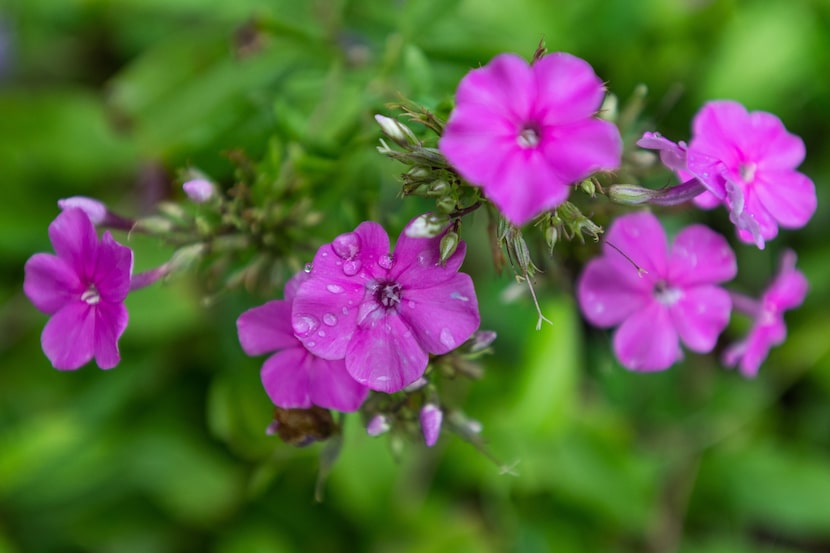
81;285;101;305
739;162;757;183
374;281;402;309
517;124;541;149
654;280;682;306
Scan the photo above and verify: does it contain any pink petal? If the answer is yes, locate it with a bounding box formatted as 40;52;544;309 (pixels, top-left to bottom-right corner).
754;170;816;229
94;232;133;302
307;356;368;412
603;212;669;278
693;190;722;209
667;224;736;286
438;108;515;187
723;320;786;378
48;208;99;281
24;253;83;314
689;101;747;168
765;251;808;310
540;118;622;184
454;53;535;121
345;314;428;392
260;347;312;409
398;273;480;355
283;271;309;303
613;302;682;371
484;147;571;226
533;52;607;125
636;132;688;173
669;285;732;353
93;301;128;369
392;225;467;287
735;187;779;245
577;257;650;327
237;300;297;356
41;302;95;370
746;111;805;169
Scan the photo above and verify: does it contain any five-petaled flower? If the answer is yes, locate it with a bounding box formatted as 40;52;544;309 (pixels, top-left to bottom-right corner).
439;52;622;226
24;208;133;370
291;220;480;393
577;212;736;371
236;272;368;412
723;250;807;377
686;101;816;248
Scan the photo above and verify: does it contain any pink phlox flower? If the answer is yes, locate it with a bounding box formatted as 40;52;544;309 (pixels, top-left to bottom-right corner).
577;212;736;371
723;250;807;377
236;272;369;412
686;100;816;249
23;208;133;370
291;219;481;393
439;52;622;226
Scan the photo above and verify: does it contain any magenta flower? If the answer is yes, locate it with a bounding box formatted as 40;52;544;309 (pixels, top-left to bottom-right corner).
291;220;480;393
577;212;736;371
686;100;816;248
237;272;368;412
439;52;622;226
23;208;133;370
723;251;807;377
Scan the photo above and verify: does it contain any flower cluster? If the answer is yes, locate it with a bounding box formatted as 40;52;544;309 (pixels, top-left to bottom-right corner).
22;44;814;470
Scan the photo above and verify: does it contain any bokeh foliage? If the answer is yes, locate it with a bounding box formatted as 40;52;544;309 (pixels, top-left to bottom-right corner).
2;0;830;551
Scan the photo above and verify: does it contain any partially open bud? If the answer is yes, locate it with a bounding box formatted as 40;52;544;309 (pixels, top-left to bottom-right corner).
405;213;449;238
58;196;134;230
182;178;216;204
419;403;443;447
374;114;420;149
366;414;391;437
608;179;706;207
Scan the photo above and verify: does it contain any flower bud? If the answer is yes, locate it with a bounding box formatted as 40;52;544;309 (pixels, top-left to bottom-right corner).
182;178;216;203
607;184;657;205
579;178;596;197
435;196;457;214
366;415;391;437
545;225;559;251
439;231;459;264
469;330;497;353
374;114;419;149
405;213;449;238
57;196;108;225
419;403;443;447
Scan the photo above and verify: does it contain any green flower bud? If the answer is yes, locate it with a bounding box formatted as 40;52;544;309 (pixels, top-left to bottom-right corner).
374;114;420;149
439;231;459;264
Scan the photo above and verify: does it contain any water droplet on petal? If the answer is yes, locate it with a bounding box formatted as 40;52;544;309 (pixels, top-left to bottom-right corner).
343;259;362;276
378;254;394;270
294;314;320;336
332;232;360;260
341;306;349;315
439;328;456;349
407;300;416;309
303;263;313;273
307;341;316;347
450;291;469;302
323;313;337;326
318;330;326;337
326;284;344;294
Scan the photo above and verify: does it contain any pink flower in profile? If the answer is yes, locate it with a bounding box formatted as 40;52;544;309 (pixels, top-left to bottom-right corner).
291;220;480;393
577;212;736;371
723;250;807;377
23;208;133;370
686;100;816;248
439;53;622;226
237;272;368;412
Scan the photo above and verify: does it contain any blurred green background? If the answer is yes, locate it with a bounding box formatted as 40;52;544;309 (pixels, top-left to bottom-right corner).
2;0;830;551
